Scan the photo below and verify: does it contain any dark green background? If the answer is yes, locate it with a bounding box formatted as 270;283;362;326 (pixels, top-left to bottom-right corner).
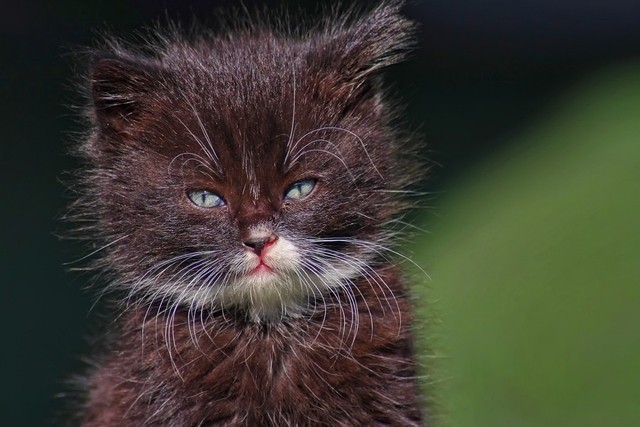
2;1;639;425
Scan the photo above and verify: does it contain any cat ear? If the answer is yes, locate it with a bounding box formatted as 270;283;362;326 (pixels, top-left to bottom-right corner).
90;56;162;135
307;1;415;100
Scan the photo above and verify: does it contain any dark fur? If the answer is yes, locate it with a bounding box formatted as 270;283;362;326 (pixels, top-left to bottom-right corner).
83;268;420;426
69;2;425;425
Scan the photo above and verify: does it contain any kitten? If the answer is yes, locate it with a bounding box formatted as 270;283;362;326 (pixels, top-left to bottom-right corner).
69;1;426;425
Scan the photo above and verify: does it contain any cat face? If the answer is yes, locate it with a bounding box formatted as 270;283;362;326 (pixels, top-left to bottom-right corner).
79;8;415;322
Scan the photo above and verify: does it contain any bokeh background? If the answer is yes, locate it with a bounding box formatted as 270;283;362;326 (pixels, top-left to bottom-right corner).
2;1;639;425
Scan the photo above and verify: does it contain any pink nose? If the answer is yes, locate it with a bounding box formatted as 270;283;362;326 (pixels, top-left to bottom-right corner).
242;234;278;256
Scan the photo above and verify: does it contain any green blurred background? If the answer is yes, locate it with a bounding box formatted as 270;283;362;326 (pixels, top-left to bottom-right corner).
2;1;639;426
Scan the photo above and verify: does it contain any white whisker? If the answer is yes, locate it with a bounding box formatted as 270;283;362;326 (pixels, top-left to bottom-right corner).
64;234;130;266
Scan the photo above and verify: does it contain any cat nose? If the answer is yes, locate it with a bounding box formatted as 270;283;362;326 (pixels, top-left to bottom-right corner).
243;233;278;255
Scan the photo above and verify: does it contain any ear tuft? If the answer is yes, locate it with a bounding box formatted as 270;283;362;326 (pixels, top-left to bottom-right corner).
310;1;415;84
340;1;415;81
304;1;415;113
90;56;162;134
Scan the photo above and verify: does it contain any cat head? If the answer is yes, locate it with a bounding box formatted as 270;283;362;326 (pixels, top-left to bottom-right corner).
74;2;419;322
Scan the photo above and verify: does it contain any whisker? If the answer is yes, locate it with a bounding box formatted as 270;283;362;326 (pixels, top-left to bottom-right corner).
63;234;129;266
288;126;383;179
283;67;297;167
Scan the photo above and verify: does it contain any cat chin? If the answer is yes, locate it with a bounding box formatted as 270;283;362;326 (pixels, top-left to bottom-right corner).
189;243;368;322
216;273;315;322
125;235;371;323
207;235;363;323
215;254;370;323
211;267;360;323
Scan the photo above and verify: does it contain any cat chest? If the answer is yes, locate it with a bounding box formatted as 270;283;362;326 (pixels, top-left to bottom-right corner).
121;327;370;422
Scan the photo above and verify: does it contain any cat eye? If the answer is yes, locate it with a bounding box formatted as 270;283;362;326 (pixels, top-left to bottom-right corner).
284;179;316;201
187;190;225;208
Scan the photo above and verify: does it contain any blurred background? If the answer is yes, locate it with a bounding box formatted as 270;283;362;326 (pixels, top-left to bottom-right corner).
2;0;639;425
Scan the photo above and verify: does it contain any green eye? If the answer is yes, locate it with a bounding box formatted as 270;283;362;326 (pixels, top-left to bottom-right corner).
284;179;316;200
187;190;225;208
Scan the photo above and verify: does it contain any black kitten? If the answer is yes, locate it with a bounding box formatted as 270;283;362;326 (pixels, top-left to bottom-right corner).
69;1;426;425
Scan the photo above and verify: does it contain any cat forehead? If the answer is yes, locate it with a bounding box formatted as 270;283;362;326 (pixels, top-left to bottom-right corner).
164;38;299;93
159;37;352;125
166;80;327;179
170;110;299;200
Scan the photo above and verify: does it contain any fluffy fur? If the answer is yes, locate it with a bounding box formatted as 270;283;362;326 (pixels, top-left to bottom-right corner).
68;1;426;425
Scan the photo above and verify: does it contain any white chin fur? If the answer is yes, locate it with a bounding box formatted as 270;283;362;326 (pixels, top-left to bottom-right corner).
173;236;364;323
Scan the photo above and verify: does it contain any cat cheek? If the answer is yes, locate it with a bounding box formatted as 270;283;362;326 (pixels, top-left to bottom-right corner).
263;237;301;270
